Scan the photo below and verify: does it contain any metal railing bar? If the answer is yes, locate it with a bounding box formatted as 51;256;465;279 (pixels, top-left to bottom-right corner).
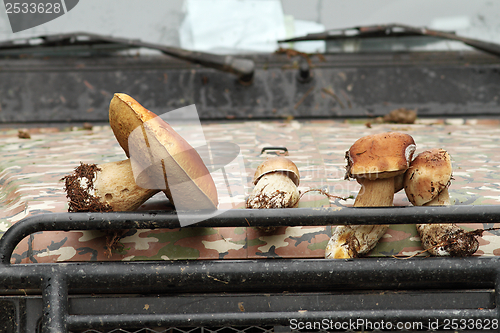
65;308;499;330
1;205;500;264
0;258;497;293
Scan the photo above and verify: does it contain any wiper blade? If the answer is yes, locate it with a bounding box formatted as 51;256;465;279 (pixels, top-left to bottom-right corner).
279;23;500;58
0;32;254;82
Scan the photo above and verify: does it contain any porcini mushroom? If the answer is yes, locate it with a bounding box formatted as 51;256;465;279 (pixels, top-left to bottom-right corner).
62;160;159;212
404;148;479;256
246;156;300;209
62;93;218;212
325;132;416;259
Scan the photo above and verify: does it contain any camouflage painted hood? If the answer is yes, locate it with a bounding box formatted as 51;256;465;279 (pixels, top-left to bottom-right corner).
1;118;500;263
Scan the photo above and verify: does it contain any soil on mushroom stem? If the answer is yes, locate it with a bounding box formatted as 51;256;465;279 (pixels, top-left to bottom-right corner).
61;163;113;213
245;187;295;209
433;228;480;256
61;163;128;257
246;187;296;233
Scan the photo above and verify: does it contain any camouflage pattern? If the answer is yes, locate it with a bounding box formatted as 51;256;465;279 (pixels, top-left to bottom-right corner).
2;118;500;263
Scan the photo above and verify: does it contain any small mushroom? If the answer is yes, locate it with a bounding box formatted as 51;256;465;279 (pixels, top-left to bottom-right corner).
62;93;218;212
246;156;300;209
325;132;416;258
404;148;479;256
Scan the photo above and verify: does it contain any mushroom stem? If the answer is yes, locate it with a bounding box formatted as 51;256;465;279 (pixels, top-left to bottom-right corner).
394;174;405;193
416;188;478;256
325;178;392;259
246;172;299;209
403;148;479;256
355;177;395;207
62;159;160;212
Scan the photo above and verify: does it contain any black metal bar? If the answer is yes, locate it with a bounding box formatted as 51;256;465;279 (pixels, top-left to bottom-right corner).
0;258;498;331
41;273;68;332
0;257;497;294
65;308;498;330
1;205;498;264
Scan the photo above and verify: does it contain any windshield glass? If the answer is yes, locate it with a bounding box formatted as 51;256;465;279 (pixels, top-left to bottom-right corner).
1;0;499;55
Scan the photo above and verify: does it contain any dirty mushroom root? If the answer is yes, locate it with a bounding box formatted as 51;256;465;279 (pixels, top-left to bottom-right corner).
404;148;479;256
326;132;416;259
246;156;300;209
62;160;159;212
417;222;479;257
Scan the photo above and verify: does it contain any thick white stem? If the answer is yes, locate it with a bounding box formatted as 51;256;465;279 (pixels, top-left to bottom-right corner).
94;159;160;211
354;177;395;207
64;159;160;212
326;177;393;259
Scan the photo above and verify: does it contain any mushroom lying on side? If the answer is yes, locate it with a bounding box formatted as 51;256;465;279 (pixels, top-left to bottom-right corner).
325;132;416;259
62;93;218;212
246;156;300;209
62;160;159;212
404;148;479;256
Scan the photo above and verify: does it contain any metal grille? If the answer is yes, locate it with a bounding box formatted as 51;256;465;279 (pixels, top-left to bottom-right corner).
3;209;500;332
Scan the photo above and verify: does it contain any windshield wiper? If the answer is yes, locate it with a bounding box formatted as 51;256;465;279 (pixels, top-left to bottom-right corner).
0;32;255;82
279;23;500;58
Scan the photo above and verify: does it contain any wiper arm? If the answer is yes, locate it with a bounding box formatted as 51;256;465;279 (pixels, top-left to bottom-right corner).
0;32;255;82
279;23;500;58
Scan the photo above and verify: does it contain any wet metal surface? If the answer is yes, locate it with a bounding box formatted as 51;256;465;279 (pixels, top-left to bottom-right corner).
1;51;500;123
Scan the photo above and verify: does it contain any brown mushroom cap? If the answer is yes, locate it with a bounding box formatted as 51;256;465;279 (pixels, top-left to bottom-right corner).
404;148;452;206
346;132;416;180
109;93;158;157
108;93;218;209
252;156;300;186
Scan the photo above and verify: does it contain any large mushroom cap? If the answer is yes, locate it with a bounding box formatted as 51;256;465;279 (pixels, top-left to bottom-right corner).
252;156;300;186
404;148;452;206
108;93;218;210
109;93;158;157
346;132;416;180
